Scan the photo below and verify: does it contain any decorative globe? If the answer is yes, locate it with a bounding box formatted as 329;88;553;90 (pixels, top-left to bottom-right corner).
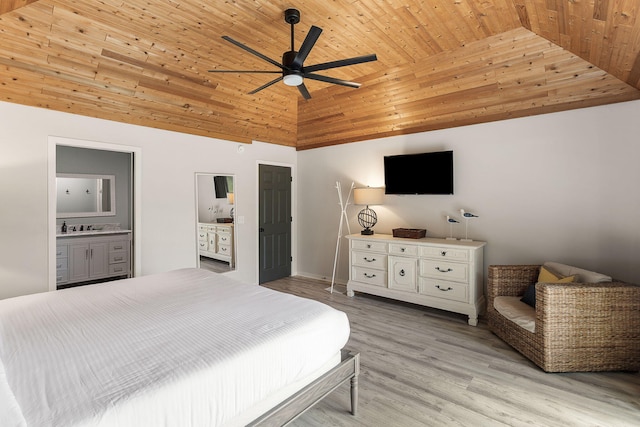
358;208;377;234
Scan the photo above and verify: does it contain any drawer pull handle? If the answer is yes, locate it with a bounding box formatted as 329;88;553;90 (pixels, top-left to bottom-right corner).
366;244;371;249
435;267;453;273
400;248;406;252
363;273;376;279
113;246;123;250
441;251;447;256
399;269;405;277
114;257;124;262
436;285;453;291
363;257;376;262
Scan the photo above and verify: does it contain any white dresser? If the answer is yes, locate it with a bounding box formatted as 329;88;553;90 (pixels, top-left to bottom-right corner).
347;234;486;326
198;223;234;268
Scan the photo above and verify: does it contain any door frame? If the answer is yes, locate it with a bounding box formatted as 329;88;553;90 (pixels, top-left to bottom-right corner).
48;136;142;291
256;160;295;283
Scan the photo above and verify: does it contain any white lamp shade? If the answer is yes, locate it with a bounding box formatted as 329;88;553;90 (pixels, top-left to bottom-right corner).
227;192;234;204
354;187;384;206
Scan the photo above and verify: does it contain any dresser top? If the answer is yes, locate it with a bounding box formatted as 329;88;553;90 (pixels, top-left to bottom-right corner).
346;233;486;249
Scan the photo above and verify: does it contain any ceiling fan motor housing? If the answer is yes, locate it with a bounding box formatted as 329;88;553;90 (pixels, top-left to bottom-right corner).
284;8;301;25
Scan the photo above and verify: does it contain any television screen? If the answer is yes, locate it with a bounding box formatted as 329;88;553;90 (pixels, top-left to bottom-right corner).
384;150;454;195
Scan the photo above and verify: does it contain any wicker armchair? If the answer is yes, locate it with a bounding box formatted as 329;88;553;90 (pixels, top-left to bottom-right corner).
487;265;640;372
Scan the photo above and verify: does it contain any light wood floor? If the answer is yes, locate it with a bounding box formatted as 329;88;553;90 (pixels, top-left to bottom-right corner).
262;276;640;427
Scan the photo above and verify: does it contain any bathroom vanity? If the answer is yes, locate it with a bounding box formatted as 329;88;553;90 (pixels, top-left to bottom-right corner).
56;230;131;288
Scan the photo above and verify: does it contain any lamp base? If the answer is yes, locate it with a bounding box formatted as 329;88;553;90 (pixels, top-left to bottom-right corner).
361;229;374;235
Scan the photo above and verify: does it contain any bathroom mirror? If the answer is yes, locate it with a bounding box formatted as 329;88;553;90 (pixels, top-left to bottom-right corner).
56;173;116;218
195;174;236;273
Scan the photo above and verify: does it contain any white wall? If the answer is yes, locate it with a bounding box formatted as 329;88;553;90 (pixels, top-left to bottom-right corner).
296;100;640;285
0;101;296;299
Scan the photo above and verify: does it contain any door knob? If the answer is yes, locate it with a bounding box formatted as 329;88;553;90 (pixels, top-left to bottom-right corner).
259;227;265;232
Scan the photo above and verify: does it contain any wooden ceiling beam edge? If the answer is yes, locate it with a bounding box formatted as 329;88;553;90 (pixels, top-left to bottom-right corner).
0;0;40;15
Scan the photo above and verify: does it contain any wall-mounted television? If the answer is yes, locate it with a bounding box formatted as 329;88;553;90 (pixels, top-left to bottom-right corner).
384;150;454;195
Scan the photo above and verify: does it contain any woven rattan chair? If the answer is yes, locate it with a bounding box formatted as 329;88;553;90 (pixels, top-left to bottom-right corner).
487;265;640;372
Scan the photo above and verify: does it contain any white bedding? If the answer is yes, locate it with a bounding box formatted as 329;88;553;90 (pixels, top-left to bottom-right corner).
0;268;350;427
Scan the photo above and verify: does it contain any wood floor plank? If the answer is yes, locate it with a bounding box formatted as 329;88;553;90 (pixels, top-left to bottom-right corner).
261;276;640;426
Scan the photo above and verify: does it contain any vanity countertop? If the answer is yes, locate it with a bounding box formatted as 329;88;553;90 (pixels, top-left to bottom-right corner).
56;230;132;238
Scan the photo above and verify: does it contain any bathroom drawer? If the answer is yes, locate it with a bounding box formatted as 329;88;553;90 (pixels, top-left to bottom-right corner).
351;266;387;287
56;245;68;258
420;259;469;283
352;240;387;252
109;263;129;276
56;258;68;271
56;270;69;284
109;241;129;252
109;252;128;264
352;251;387;269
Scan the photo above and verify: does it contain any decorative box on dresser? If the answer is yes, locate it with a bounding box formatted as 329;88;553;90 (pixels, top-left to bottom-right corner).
347;234;486;326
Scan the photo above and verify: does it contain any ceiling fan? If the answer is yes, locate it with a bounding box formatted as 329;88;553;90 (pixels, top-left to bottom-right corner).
209;8;377;99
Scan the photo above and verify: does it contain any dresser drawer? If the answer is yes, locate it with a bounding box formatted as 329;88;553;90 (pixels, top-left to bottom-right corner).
352;240;387;252
420;259;469;283
420;246;469;262
218;233;232;245
351;266;387;287
352;251;387;269
389;243;419;256
419;278;468;302
217;244;232;256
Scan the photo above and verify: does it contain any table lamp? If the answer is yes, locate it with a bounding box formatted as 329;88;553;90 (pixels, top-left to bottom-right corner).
353;187;384;235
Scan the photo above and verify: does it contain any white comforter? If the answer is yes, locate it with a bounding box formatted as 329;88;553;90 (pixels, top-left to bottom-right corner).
0;269;350;427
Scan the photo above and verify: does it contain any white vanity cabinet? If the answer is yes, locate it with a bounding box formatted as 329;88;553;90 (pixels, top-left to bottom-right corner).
198;223;234;268
347;234;486;326
56;232;131;288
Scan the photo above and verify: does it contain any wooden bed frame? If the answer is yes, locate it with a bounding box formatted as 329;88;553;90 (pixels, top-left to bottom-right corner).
249;350;360;426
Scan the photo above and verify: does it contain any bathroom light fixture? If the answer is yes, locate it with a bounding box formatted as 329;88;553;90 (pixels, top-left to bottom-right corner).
353;187;384;235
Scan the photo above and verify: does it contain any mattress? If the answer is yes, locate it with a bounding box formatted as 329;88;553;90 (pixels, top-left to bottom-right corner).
0;268;350;427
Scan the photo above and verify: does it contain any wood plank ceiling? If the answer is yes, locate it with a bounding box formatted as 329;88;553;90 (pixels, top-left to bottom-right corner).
1;1;639;150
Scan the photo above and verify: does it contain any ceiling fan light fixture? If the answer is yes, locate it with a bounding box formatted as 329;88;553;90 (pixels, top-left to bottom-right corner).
283;73;303;86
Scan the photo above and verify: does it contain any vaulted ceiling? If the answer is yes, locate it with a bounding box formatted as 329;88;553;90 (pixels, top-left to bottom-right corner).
1;1;639;149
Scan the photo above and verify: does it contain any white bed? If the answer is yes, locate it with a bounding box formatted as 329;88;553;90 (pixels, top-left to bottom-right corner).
0;268;355;427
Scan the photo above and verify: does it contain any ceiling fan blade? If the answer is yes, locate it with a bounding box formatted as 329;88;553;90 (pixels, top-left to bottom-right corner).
304;73;361;88
297;83;311;100
208;70;282;73
291;25;323;69
222;36;285;70
248;76;283;95
303;54;377;73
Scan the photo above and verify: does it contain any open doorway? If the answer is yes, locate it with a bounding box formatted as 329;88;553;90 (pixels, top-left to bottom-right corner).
48;136;142;291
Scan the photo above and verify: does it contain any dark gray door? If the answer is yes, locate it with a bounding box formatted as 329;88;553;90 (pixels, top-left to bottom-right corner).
258;164;292;284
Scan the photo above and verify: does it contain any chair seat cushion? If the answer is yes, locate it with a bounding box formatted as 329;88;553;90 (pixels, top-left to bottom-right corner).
494;296;536;333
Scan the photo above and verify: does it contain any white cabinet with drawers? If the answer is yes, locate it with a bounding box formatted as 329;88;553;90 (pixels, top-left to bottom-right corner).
347;234;486;326
56;232;131;288
198;223;234;268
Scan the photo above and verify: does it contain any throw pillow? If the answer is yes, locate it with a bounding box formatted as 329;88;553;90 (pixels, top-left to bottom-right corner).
520;266;576;308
